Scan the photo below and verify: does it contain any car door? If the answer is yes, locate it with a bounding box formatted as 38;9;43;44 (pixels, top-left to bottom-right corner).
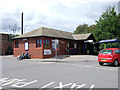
114;50;119;60
118;50;120;61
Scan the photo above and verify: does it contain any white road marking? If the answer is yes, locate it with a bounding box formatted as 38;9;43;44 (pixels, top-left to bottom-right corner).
77;84;86;88
55;82;72;88
41;82;55;88
11;80;37;88
2;78;26;86
57;63;118;71
89;85;95;90
1;78;95;89
71;83;86;88
41;62;55;64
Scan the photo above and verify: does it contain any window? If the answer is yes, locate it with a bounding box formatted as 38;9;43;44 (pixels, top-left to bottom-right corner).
43;40;45;47
115;50;120;54
36;39;42;48
100;50;113;54
74;43;77;49
46;40;48;47
15;41;19;48
36;40;39;47
48;40;50;47
43;39;51;48
25;41;29;51
40;39;42;47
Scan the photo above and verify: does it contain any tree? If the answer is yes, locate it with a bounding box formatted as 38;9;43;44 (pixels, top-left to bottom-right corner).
94;6;120;41
74;24;88;34
74;24;96;35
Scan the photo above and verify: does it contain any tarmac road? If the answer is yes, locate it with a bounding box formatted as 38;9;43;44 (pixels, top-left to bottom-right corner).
1;55;119;89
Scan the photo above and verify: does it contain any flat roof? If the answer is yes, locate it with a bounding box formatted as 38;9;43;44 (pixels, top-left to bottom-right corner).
99;38;120;43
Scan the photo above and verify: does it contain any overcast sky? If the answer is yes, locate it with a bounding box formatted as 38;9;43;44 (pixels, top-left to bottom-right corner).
0;0;119;35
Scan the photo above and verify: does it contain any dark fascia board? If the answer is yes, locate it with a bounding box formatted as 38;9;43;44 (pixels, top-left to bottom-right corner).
12;36;75;40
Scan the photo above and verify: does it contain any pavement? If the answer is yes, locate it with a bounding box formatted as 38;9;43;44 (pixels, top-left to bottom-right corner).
1;55;98;62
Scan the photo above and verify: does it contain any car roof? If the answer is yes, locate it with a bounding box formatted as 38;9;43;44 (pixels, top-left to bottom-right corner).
103;48;120;50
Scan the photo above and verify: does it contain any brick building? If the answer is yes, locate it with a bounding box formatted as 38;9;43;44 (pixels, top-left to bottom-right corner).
0;33;13;55
13;27;96;59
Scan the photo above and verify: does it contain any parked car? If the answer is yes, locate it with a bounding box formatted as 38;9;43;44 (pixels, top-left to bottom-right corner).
98;48;120;66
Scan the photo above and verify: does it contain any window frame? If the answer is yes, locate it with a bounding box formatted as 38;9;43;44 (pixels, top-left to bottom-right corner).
36;39;42;48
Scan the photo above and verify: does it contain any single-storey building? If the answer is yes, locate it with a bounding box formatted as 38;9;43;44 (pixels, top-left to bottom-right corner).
13;27;96;59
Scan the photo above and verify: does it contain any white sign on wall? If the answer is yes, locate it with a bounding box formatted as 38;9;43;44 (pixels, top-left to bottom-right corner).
44;49;51;55
25;42;29;51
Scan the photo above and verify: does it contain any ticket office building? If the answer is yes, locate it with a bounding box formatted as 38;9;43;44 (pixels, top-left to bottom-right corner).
13;27;96;59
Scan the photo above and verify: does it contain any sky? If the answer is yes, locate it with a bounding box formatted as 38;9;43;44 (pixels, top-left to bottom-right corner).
0;0;119;35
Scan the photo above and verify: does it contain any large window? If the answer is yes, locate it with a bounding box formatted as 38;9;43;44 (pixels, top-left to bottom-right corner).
15;41;19;48
36;39;42;48
43;39;51;48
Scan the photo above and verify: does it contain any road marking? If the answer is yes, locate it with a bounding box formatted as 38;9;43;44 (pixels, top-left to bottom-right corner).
89;85;95;90
11;80;37;88
2;78;26;86
57;63;118;71
1;78;95;89
71;83;86;89
41;82;55;88
76;84;86;88
1;78;37;88
55;82;73;88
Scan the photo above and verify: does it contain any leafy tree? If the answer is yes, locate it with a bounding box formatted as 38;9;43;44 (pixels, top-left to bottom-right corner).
9;34;19;38
74;24;88;34
87;25;96;34
94;6;120;41
74;24;96;34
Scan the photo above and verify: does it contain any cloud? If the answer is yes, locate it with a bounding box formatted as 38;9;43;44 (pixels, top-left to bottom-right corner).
0;0;119;34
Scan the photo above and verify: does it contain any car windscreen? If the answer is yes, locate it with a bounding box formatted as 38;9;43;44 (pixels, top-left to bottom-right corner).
99;50;113;54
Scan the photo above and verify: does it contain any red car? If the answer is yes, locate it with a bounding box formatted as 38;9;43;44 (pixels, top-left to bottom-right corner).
98;48;120;66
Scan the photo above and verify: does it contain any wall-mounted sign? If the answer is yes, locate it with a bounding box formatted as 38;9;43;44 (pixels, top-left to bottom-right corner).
52;40;55;51
52;39;59;51
44;49;51;55
23;38;27;41
25;42;29;51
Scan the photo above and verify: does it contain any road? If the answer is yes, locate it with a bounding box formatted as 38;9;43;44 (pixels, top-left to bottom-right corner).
1;55;119;89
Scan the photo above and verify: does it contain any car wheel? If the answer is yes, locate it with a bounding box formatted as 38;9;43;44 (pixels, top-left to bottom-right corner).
113;60;119;67
99;62;104;65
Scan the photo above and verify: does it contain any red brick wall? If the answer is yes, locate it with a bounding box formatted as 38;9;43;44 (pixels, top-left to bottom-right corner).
14;37;70;59
0;34;13;55
14;38;43;59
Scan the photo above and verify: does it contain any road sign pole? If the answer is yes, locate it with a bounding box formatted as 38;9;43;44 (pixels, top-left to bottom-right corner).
55;39;58;62
55;46;57;62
